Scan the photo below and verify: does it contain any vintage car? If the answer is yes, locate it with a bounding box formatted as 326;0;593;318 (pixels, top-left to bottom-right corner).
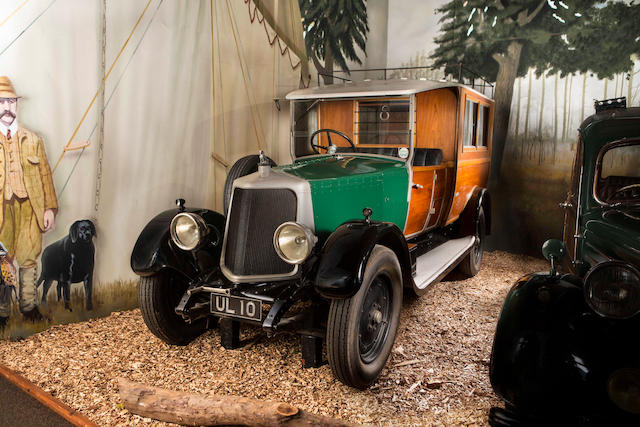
131;79;493;389
489;98;640;425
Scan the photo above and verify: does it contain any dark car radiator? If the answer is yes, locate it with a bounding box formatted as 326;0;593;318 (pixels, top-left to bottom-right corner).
224;188;297;277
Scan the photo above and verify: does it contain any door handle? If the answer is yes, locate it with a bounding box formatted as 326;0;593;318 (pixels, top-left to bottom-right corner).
559;201;573;209
412;183;423;189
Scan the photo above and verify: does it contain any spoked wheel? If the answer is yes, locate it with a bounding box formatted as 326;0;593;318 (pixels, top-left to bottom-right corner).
138;270;206;345
327;245;403;389
359;276;392;364
458;206;486;277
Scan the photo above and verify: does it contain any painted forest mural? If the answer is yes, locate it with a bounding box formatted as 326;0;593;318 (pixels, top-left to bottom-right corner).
428;0;640;253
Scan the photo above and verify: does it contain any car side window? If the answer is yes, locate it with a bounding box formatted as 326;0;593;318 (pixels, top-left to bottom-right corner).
463;98;489;148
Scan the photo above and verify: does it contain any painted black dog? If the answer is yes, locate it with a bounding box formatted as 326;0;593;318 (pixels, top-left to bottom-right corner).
37;220;96;311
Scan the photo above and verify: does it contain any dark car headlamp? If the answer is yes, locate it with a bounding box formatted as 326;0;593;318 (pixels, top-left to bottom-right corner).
584;261;640;319
608;368;640;414
170;213;209;251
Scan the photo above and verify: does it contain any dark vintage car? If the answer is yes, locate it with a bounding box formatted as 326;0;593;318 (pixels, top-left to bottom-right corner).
489;98;640;425
131;78;493;389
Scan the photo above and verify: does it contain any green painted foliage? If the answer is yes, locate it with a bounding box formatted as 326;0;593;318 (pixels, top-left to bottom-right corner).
298;0;369;75
431;0;640;80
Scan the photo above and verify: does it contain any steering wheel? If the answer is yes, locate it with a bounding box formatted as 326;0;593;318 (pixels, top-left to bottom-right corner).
611;183;640;200
309;128;355;154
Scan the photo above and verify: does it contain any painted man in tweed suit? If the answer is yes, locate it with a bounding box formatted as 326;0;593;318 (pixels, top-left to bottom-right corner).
0;76;57;326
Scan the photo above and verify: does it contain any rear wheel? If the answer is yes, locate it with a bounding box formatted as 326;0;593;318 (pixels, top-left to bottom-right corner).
327;245;403;389
138;271;206;345
223;154;276;214
458;206;486;277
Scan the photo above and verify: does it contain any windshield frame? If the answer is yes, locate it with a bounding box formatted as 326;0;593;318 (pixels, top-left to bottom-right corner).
289;96;416;164
593;137;640;208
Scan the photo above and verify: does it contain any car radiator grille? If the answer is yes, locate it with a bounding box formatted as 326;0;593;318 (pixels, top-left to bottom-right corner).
224;188;297;277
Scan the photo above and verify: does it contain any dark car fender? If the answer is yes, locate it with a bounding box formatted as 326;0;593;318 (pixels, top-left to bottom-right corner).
459;187;491;236
130;207;226;279
314;220;413;299
489;271;640;417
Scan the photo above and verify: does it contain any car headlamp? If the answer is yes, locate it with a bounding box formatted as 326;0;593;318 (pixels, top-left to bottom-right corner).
273;222;317;264
608;368;640;414
584;261;640;319
170;213;209;251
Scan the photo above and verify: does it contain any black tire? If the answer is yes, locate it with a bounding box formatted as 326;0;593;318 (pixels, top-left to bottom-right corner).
458;206;486;277
327;245;403;389
223;154;276;214
138;271;206;345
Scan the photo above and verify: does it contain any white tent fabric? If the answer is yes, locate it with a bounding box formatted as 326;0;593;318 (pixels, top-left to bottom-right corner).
0;0;303;293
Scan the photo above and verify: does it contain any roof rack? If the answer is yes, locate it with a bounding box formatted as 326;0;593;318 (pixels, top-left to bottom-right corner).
318;64;494;98
594;97;627;113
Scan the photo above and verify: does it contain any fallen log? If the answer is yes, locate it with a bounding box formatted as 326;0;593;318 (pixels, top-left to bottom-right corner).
117;378;355;426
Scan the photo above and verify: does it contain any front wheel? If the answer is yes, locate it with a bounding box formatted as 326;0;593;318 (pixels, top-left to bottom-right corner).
138;271;206;345
326;245;403;389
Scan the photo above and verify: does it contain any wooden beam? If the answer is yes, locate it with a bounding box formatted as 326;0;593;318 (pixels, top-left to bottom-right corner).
118;378;356;427
0;363;99;427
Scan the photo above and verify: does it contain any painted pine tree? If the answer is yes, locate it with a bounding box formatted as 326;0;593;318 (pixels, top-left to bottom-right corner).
431;0;640;181
299;0;368;84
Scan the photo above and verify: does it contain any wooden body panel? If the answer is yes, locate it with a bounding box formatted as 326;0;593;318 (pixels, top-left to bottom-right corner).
319;100;354;147
445;89;493;225
405;88;459;236
405;167;436;235
415;89;457;160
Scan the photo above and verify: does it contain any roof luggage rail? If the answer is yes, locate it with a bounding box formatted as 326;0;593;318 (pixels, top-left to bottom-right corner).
319;64;494;98
594;97;627;113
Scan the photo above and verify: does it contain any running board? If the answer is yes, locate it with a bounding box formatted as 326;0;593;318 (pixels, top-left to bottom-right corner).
413;236;475;291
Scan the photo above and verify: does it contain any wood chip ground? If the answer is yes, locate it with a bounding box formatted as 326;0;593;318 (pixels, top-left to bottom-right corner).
0;251;547;426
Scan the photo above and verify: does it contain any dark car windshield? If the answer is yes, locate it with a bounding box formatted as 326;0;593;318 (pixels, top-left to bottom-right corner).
595;140;640;206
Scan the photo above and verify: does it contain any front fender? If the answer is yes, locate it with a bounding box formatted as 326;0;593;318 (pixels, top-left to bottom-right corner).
130;207;226;278
489;271;628;416
314;220;412;299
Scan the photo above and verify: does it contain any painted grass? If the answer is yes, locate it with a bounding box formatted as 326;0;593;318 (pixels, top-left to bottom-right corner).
1;279;139;340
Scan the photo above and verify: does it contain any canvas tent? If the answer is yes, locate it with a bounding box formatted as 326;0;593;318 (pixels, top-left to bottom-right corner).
0;0;306;335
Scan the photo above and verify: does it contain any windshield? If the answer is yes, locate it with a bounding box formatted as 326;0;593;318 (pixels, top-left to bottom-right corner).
595;140;640;206
291;98;411;159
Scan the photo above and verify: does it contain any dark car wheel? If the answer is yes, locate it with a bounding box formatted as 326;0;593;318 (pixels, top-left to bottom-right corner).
327;245;403;389
138;270;206;345
223;154;276;214
458;206;486;277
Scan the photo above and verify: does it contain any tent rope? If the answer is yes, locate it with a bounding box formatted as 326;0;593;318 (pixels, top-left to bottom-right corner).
52;0;153;174
244;0;310;88
0;0;57;57
213;1;228;165
226;0;264;150
57;0;165;200
0;0;32;29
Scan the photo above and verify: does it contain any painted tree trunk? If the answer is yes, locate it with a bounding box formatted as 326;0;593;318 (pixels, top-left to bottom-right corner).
537;71;546;163
322;39;334;85
565;74;573;142
552;73;558;163
515;77;522;159
629;65;635;106
491;41;523;181
581;73;587;122
524;69;532;158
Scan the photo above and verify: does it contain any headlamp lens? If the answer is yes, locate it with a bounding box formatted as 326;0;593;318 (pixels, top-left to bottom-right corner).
585;262;640;319
273;222;315;264
170;213;206;251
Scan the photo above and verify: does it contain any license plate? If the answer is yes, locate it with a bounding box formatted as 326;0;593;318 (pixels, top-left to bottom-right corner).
210;294;262;321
